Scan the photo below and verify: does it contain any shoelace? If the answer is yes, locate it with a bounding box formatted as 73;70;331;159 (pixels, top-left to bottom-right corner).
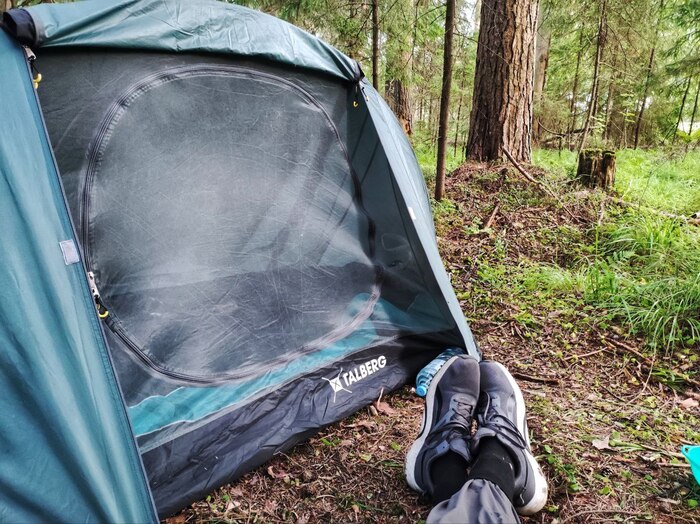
477;410;527;451
429;397;474;438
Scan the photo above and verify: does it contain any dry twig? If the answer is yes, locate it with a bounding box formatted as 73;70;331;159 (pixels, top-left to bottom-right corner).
502;148;579;220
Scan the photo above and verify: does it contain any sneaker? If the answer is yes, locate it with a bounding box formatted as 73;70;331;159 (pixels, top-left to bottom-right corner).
471;361;548;515
405;355;480;498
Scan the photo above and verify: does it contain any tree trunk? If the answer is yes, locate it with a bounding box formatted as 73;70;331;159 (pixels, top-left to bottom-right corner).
453;91;463;158
371;0;379;90
632;0;664;149
688;76;700;136
568;27;584;150
533;1;551;144
577;149;615;190
633;47;656;149
435;0;455;201
672;77;692;144
385;79;413;135
466;0;537;162
578;0;607;155
602;74;615;142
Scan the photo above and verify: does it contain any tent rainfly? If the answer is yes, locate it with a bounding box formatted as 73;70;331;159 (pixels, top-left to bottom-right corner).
0;0;479;520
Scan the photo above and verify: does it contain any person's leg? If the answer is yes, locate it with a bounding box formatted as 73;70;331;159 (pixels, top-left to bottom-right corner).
405;355;480;502
426;478;520;524
427;437;520;524
426;360;548;523
471;360;549;515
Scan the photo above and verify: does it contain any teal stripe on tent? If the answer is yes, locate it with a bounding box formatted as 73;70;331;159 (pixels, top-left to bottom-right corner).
0;32;156;523
130;294;450;440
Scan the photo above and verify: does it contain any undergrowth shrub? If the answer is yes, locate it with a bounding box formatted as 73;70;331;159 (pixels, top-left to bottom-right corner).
584;213;700;352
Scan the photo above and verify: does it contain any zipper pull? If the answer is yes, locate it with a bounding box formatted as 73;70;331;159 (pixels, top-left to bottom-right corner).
22;46;42;89
87;271;109;319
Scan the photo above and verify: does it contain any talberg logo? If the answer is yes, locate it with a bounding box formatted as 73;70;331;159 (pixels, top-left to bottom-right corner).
323;356;387;402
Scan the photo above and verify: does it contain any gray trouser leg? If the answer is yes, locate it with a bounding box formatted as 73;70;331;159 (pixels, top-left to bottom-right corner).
426;478;521;524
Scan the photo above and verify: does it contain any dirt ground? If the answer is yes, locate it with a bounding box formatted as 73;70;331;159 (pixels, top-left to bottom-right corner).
169;162;699;523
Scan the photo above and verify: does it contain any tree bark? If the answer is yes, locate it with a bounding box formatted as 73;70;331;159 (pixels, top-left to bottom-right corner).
466;0;537;162
533;1;551;144
602;73;615;142
435;0;456;201
578;0;607;155
385;79;413;135
577;149;615;190
632;0;664;149
633;46;656;149
371;0;379;90
688;76;700;136
672;77;692;144
568;27;584;150
453;89;464;158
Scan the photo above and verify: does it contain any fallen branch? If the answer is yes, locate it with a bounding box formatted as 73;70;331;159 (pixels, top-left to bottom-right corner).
607;196;700;225
562;347;607;361
484;203;500;229
602;336;700;389
502;148;579;221
559;509;643;524
511;370;560;385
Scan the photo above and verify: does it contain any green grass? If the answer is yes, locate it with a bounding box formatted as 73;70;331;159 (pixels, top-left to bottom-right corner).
583;212;700;351
532;148;700;215
531;148;700;353
412;130;464;183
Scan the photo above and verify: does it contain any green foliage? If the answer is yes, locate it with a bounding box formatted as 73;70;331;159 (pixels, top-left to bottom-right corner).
614;150;700;215
413;129;464;182
533;148;700;215
583;213;700;352
532;148;700;353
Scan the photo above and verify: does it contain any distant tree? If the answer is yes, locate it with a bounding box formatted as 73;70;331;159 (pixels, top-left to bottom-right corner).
578;0;606;154
533;1;551;143
434;0;455;200
384;0;414;135
466;0;538;162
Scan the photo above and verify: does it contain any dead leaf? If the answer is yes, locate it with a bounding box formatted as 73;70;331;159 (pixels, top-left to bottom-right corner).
374;400;397;415
228;487;244;498
592;435;610;450
267;465;288;479
679;397;699;410
164;515;186;524
347;420;376;431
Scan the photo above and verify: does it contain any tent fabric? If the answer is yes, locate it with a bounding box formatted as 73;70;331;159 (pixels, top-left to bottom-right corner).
25;0;362;83
2;0;479;517
0;31;156;523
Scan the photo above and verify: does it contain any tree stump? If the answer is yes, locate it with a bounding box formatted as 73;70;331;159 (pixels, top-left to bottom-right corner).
576;149;616;189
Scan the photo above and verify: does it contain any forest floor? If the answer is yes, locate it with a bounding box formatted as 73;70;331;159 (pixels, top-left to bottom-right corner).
169;159;699;524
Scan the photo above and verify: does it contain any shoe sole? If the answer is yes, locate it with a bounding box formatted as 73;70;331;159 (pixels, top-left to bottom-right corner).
489;361;548;516
404;355;464;494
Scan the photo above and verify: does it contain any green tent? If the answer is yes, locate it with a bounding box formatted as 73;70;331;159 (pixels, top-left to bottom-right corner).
0;0;478;519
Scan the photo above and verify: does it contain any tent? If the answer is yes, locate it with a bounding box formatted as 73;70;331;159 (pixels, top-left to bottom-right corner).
0;0;479;519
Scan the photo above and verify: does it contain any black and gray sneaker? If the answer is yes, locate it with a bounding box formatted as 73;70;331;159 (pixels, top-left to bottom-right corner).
471;360;548;516
405;355;480;498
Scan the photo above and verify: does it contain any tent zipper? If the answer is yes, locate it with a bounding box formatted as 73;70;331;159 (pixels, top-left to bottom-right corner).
105;316;217;384
22;46;42;89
